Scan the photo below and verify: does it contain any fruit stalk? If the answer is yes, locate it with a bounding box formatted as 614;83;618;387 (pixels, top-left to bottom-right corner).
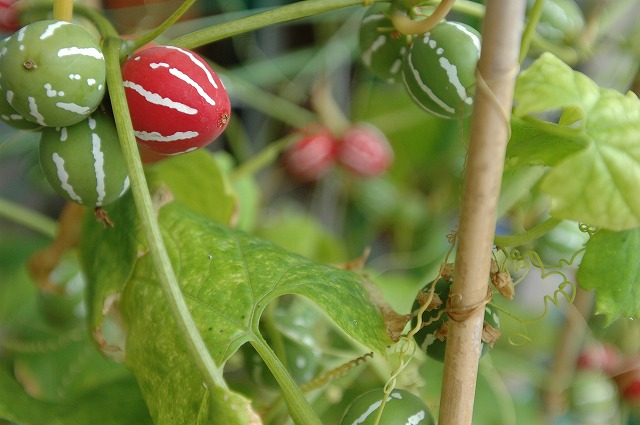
437;1;526;424
52;0;73;22
103;37;228;391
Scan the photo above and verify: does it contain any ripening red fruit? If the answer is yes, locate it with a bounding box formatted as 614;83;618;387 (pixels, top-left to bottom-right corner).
577;343;622;376
283;127;338;182
615;358;640;405
122;45;231;155
0;0;19;33
337;123;393;177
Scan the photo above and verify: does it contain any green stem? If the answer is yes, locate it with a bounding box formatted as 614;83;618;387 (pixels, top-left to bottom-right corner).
521;115;589;143
250;336;322;425
167;0;386;49
221;68;317;129
230;134;297;181
52;0;73;21
121;0;198;55
423;0;485;18
494;217;563;248
519;0;545;63
0;197;57;239
103;37;227;391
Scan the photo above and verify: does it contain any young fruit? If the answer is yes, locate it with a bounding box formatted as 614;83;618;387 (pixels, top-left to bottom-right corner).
412;278;500;362
0;69;41;130
39;111;130;207
337;123;393;178
121;45;231;155
359;3;409;83
569;371;619;423
340;388;435;425
614;358;640;406
0;20;106;127
403;21;481;119
577;343;622;376
283;127;338;182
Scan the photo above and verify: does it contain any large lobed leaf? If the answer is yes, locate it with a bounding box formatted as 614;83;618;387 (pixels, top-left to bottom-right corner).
577;228;640;325
81;151;393;424
513;53;640;231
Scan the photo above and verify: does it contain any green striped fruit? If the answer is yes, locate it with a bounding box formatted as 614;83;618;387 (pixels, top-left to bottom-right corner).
403;21;481;119
340;388;435;425
0;86;41;130
412;278;500;362
359;3;410;83
39;111;129;207
0;20;106;127
0;37;40;129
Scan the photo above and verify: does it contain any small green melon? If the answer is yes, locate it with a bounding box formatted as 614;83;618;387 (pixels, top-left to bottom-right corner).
39;111;129;207
403;21;481;119
340;388;435;425
359;3;410;83
0;20;106;127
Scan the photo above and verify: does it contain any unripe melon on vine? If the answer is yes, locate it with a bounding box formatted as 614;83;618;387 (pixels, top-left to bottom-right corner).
340;388;435;425
359;3;409;83
122;45;231;155
39;111;130;207
0;89;41;129
0;20;106;127
411;277;500;362
403;21;481;119
0;38;40;129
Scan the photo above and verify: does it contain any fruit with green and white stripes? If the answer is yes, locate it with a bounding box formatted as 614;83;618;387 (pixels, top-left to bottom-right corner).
402;21;481;119
340;388;435;425
0;20;106;128
411;277;500;362
39;111;130;207
359;3;410;83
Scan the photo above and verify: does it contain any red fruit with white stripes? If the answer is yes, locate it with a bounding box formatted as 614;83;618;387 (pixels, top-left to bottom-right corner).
337;123;393;178
121;45;231;155
0;0;20;33
283;127;338;182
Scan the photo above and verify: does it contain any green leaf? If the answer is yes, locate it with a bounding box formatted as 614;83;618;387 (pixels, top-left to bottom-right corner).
577;228;640;325
506;117;586;169
514;53;640;230
514;53;600;120
146;149;237;225
0;364;152;425
256;207;348;263
82;190;392;423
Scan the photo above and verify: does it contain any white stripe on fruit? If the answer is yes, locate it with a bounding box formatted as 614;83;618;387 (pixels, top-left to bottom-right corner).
123;80;197;115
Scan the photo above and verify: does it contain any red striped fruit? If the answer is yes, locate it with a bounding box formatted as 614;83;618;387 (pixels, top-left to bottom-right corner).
283;126;338;182
0;0;19;33
122;45;231;155
337;123;393;178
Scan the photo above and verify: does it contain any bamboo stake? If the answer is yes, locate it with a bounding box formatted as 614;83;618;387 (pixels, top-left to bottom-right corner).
437;1;526;424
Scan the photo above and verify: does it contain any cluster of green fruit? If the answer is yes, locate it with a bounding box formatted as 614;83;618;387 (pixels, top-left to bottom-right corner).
359;0;585;120
0;16;230;213
359;2;481;120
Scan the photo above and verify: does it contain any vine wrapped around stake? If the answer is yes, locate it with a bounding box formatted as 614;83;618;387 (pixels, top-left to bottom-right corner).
437;1;527;424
